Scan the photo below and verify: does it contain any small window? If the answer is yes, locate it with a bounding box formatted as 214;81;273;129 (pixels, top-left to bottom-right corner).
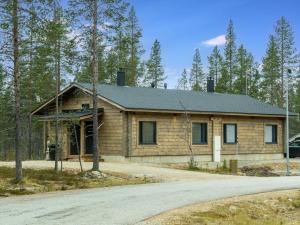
192;123;207;144
82;104;90;110
139;121;156;145
265;125;277;144
224;124;237;144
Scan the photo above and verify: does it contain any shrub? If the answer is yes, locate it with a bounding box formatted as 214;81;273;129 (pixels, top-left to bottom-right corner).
188;157;198;170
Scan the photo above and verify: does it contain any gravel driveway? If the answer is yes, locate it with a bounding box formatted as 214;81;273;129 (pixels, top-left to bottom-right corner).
1;161;300;225
0;160;232;181
1;171;300;224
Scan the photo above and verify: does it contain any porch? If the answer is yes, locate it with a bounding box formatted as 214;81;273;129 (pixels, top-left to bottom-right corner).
39;109;103;161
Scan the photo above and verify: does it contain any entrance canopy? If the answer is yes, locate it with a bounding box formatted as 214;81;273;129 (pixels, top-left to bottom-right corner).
39;108;103;121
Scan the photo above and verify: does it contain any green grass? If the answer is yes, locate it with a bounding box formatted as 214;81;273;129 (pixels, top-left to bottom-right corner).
0;166;154;196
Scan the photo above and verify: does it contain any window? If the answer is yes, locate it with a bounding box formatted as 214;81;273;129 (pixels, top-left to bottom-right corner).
265;125;277;144
223;124;237;144
192;123;208;144
139;121;156;145
82;104;90;110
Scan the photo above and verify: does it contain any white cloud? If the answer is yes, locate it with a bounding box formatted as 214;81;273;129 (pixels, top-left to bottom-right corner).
202;34;226;47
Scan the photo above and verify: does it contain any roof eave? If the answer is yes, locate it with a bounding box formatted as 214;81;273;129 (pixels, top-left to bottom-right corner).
124;107;297;118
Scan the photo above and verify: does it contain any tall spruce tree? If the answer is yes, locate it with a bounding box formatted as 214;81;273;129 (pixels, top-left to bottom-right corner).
224;19;237;92
125;6;144;86
208;46;223;85
274;17;299;103
177;68;189;90
215;65;230;93
145;39;165;87
247;63;262;99
189;48;205;91
261;35;282;106
233;44;255;95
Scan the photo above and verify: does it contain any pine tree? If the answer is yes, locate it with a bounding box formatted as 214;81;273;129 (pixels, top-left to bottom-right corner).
177;69;189;90
145;39;165;87
125;6;144;86
69;0;129;170
261;35;282;106
274;17;299;102
233;44;255;95
208;46;222;85
12;0;22;182
224;19;237;92
189;48;205;91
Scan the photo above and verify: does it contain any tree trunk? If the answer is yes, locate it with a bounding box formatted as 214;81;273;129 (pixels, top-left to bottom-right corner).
53;1;61;172
92;0;99;171
28;115;32;159
13;0;22;182
28;4;34;160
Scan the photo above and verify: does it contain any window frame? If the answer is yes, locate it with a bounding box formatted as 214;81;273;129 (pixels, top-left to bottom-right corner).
192;122;208;145
264;124;278;144
139;121;157;145
223;123;237;144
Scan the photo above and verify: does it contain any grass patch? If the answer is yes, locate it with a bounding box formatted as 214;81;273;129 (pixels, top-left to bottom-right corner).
187;160;233;175
0;166;155;196
157;190;300;225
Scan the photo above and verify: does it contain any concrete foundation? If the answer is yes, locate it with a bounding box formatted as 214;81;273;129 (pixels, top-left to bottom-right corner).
101;153;284;168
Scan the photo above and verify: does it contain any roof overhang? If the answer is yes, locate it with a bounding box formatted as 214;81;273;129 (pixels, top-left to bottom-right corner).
31;83;125;116
124;108;298;118
38;109;103;121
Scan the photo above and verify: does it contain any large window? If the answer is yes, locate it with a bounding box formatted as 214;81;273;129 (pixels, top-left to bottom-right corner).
265;125;277;144
223;124;237;144
192;123;208;144
139;121;156;145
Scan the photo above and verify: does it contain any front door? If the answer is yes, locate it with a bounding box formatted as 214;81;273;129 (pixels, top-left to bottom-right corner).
85;121;93;154
70;124;80;155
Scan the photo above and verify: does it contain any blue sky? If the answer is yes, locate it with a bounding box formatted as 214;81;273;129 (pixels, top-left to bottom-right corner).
129;0;300;88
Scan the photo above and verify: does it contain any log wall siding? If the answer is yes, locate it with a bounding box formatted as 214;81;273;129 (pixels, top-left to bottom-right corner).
130;113;212;156
129;113;284;156
47;90;124;157
44;88;284;159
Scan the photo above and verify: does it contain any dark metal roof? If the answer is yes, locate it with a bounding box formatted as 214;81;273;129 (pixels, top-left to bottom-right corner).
75;82;297;117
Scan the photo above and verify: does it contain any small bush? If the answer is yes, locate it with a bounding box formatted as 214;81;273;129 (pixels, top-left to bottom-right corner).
188;157;198;170
292;199;300;208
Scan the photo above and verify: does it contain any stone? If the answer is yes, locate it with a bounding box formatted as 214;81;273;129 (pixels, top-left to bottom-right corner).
229;205;237;214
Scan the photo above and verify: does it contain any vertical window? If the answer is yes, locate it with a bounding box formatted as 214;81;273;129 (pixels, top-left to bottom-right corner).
139;121;156;144
192;123;208;144
265;125;277;144
223;124;237;144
